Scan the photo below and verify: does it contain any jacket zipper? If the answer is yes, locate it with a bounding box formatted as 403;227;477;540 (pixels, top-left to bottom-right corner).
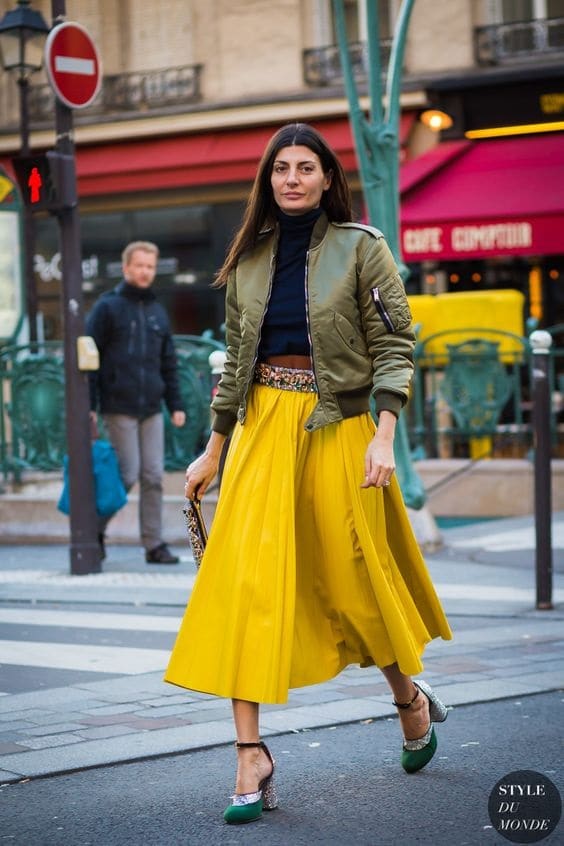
128;319;136;355
371;287;395;333
242;248;277;410
304;250;317;381
138;302;146;413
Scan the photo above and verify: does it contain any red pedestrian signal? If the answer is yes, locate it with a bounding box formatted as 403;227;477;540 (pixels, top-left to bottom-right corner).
12;155;54;211
12;152;77;213
28;166;43;204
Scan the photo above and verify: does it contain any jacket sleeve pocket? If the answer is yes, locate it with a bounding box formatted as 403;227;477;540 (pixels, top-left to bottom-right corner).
370;274;412;333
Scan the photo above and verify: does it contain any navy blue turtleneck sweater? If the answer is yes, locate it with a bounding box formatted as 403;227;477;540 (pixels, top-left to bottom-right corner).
258;206;322;360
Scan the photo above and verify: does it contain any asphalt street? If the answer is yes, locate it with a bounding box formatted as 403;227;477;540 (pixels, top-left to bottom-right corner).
0;512;562;846
0;692;562;846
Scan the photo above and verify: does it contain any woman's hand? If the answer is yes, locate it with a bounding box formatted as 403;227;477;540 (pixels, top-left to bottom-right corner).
361;410;396;489
184;431;226;499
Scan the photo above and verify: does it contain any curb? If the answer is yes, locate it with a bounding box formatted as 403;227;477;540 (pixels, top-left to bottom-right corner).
1;682;563;786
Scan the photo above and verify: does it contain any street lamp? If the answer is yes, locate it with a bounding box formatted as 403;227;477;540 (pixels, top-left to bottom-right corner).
0;0;49;343
0;0;49;82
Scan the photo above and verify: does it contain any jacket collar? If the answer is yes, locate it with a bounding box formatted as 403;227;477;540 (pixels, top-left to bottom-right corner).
309;210;330;250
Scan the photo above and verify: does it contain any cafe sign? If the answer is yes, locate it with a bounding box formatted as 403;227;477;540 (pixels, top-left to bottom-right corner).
401;215;563;261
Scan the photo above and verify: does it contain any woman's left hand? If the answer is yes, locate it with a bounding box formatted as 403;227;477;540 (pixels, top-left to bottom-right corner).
361;411;396;489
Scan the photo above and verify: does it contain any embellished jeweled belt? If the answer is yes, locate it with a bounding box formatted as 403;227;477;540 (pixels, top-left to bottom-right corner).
254;362;318;393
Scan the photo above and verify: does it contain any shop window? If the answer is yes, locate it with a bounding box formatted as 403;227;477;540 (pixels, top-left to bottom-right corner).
32;201;245;341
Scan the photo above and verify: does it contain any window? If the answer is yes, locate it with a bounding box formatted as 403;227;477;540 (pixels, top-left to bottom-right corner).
490;0;564;20
330;0;394;42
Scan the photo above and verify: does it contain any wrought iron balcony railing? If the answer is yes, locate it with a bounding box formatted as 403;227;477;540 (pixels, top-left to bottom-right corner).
475;17;564;65
27;63;203;125
302;39;392;87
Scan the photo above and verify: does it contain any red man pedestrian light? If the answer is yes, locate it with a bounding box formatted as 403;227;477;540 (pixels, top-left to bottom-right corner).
12;152;77;213
28;166;43;204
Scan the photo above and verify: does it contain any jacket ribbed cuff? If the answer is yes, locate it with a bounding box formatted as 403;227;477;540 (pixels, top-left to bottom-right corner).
211;409;237;437
373;390;403;418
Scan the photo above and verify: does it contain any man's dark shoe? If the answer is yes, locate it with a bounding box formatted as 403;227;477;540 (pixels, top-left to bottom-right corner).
98;533;106;561
146;543;179;565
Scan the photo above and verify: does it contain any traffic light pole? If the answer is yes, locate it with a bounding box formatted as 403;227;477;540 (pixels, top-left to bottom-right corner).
51;0;100;575
18;74;38;343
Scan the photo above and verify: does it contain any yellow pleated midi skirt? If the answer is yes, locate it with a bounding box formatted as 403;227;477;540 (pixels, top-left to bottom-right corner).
165;382;452;704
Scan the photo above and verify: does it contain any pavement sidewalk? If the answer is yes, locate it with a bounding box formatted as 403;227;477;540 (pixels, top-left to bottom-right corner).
0;513;562;786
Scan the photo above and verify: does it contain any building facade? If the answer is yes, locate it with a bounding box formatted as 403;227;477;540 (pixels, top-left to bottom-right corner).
0;0;563;340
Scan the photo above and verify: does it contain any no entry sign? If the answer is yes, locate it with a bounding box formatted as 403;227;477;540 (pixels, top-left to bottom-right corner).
44;22;102;110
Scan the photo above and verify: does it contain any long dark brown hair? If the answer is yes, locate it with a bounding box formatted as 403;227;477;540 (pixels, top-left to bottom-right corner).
215;123;353;285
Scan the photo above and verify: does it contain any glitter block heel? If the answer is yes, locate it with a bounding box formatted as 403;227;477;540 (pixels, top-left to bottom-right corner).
223;741;277;825
394;680;448;774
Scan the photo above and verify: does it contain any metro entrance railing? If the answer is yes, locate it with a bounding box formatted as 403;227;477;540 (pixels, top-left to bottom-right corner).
1;327;563;483
0;332;224;482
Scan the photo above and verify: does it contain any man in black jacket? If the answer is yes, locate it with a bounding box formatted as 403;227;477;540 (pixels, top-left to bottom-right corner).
87;241;186;564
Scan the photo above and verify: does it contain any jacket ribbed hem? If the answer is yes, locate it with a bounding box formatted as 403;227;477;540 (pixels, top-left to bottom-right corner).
212;409;238;437
335;387;370;419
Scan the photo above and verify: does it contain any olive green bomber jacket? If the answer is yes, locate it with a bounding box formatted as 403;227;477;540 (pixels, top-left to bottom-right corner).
211;213;416;436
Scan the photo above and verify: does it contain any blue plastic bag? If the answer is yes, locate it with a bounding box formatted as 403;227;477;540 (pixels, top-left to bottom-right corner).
58;440;127;517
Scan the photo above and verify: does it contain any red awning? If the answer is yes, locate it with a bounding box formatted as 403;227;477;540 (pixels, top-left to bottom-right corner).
400;133;564;260
0;119;358;195
75;125;280;195
74;114;414;195
0;120;354;196
0;113;416;197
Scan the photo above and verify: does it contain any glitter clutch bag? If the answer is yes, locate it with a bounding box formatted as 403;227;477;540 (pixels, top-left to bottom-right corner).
183;497;208;568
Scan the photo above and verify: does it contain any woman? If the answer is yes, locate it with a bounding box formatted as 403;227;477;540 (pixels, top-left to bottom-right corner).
165;123;452;825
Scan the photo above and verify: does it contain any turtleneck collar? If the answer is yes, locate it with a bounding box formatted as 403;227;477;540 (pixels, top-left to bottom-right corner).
117;280;156;301
276;206;323;232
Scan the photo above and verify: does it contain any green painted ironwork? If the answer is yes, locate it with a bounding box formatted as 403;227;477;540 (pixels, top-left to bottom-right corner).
332;0;414;274
2;327;562;480
332;0;425;507
410;329;531;458
0;332;225;482
163;333;225;471
440;339;514;434
0;342;66;480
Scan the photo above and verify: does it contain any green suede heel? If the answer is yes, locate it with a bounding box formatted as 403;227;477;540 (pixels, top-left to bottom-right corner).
223;741;277;825
401;725;437;773
394;680;448;774
223;796;264;825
